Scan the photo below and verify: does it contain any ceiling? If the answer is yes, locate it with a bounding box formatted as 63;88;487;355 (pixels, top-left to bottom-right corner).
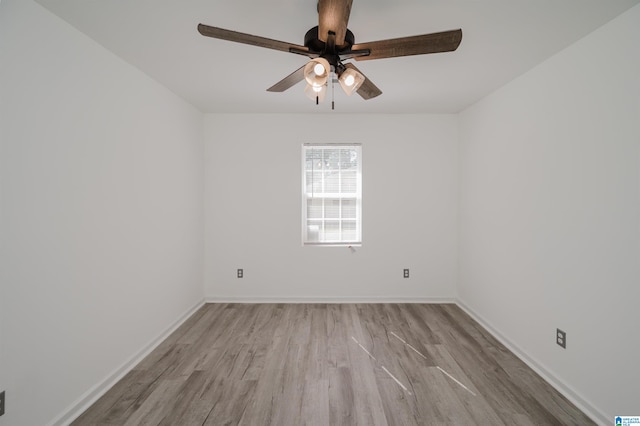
35;0;640;114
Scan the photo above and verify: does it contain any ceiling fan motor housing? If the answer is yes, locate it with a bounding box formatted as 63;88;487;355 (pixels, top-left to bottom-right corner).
304;26;355;63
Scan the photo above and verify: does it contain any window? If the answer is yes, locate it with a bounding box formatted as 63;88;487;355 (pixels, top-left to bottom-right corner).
302;144;362;246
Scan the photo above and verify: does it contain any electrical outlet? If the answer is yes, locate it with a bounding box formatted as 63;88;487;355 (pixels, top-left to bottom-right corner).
0;390;5;416
556;328;566;349
403;269;410;278
237;269;243;279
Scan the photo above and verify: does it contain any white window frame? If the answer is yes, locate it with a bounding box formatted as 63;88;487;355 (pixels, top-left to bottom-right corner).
302;143;362;246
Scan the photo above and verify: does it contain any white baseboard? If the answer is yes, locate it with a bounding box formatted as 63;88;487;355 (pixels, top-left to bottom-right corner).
205;296;456;304
455;299;607;426
48;298;205;426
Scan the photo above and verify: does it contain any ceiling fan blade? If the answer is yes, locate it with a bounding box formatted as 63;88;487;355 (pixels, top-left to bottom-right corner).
318;0;353;46
198;24;309;55
344;63;382;100
267;65;307;92
352;29;462;61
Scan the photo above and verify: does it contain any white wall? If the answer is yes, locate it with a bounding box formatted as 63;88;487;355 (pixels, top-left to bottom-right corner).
458;5;640;423
0;1;204;425
204;114;458;301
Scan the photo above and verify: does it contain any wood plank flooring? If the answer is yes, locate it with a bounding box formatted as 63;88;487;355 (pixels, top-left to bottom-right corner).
72;304;595;425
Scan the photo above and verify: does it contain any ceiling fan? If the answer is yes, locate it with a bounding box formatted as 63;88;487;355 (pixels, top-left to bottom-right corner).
198;0;462;104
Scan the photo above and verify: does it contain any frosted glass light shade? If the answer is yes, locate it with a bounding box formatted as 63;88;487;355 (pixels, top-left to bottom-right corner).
338;68;365;96
304;58;330;88
304;83;326;103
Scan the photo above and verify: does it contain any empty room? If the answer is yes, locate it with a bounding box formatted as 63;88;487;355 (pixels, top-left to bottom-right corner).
1;0;639;425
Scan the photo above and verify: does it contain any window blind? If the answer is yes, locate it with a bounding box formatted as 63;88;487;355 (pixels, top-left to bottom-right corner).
302;144;362;245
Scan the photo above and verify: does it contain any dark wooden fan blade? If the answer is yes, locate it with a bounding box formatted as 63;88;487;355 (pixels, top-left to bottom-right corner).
198;24;309;55
352;29;462;61
344;63;382;100
267;65;306;92
318;0;353;46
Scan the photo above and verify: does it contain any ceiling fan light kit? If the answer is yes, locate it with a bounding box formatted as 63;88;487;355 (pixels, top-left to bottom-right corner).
198;0;462;108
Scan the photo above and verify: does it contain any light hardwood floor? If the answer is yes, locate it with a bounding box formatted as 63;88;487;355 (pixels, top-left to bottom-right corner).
72;304;595;425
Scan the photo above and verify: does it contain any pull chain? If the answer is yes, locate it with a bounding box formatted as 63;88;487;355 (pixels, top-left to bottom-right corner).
331;72;335;110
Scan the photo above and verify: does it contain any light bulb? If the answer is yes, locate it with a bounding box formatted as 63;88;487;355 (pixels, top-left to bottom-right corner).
344;74;355;87
313;63;325;76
